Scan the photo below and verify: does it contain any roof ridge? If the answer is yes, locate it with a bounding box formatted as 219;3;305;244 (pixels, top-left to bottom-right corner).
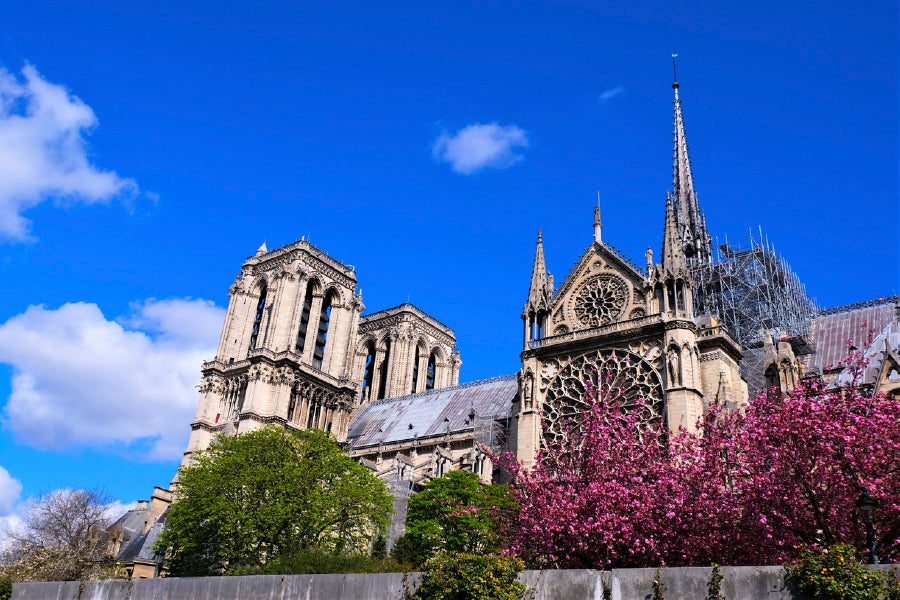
819;295;900;317
369;373;517;406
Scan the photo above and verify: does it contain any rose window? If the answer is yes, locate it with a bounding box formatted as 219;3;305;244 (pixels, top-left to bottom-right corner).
573;275;628;327
542;349;663;444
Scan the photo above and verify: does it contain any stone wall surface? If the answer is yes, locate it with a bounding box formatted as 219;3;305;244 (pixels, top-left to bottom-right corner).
11;565;900;600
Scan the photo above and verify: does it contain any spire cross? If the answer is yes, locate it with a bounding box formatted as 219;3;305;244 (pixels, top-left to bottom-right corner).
672;52;679;90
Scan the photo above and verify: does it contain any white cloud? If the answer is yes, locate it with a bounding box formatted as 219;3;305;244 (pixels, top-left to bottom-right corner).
432;122;529;175
0;465;22;517
599;86;625;102
0;298;225;461
0;466;23;549
0;64;139;242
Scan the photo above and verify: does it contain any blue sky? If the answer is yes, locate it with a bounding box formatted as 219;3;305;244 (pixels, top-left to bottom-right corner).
0;1;895;524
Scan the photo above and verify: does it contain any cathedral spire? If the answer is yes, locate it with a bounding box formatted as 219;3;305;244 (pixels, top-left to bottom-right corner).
593;196;602;244
670;62;712;266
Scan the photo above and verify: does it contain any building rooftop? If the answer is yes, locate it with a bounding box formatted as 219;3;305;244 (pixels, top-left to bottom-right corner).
346;375;517;448
806;296;899;374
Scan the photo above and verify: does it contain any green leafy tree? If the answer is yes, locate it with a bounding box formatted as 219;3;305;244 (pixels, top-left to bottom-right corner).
401;471;517;565
157;427;392;576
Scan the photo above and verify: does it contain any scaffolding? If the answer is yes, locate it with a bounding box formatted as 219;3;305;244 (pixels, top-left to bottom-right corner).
473;412;512;456
692;227;820;351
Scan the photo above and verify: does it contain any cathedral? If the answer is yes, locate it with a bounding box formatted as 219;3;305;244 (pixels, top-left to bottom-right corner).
176;75;900;487
109;75;900;577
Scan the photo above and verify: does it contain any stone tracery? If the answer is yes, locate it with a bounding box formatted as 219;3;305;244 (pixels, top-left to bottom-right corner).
572;274;629;327
542;349;663;443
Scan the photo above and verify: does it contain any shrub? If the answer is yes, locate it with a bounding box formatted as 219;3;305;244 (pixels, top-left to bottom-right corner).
706;564;724;600
786;544;884;600
372;535;388;559
227;549;409;575
408;552;525;600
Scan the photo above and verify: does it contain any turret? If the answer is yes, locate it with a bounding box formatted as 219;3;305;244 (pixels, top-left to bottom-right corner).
651;194;694;319
523;229;553;346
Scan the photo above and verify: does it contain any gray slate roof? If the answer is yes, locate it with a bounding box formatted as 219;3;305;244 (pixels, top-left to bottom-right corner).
114;506;167;564
804;297;900;387
346;375;517;449
807;299;897;373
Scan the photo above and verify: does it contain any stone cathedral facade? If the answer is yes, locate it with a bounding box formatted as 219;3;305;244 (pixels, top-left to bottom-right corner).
182;240;462;469
177;76;899;487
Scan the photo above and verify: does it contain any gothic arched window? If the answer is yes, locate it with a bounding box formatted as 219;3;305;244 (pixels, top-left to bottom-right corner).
313;289;334;369
377;339;391;400
295;281;316;354
248;284;267;349
426;351;437;391
361;340;376;401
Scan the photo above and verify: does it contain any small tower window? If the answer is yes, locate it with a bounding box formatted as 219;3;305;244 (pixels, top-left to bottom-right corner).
248;285;267;349
426;352;437;391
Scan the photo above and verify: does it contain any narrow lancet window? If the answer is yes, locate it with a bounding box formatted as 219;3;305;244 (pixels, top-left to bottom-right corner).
377;339;391;400
248;285;267;349
426;352;437;391
361;341;376;401
295;282;315;354
313;290;333;369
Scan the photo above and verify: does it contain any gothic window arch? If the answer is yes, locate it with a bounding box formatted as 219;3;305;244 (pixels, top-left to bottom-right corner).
294;279;318;354
765;363;780;396
248;283;268;350
361;339;376;402
426;350;438;391
313;288;336;369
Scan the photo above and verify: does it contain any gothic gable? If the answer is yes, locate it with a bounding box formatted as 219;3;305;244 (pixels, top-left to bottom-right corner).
549;243;648;335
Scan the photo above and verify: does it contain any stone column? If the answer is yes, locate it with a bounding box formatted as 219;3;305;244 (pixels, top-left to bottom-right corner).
322;302;346;376
302;292;325;365
385;333;401;398
371;346;386;400
414;349;428;393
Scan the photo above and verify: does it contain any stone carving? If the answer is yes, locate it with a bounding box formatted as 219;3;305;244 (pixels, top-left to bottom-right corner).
626;339;663;369
542;349;663;444
573;274;628;327
667;347;682;386
523;370;534;409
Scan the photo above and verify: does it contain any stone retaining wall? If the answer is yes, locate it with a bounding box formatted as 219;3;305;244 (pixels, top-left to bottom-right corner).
12;565;899;600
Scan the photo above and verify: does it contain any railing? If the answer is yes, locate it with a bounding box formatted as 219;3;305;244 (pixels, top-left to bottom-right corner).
697;325;741;348
528;314;662;349
203;349;352;388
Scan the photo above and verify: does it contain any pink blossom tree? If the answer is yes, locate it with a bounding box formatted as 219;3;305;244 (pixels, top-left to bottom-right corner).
499;347;900;567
